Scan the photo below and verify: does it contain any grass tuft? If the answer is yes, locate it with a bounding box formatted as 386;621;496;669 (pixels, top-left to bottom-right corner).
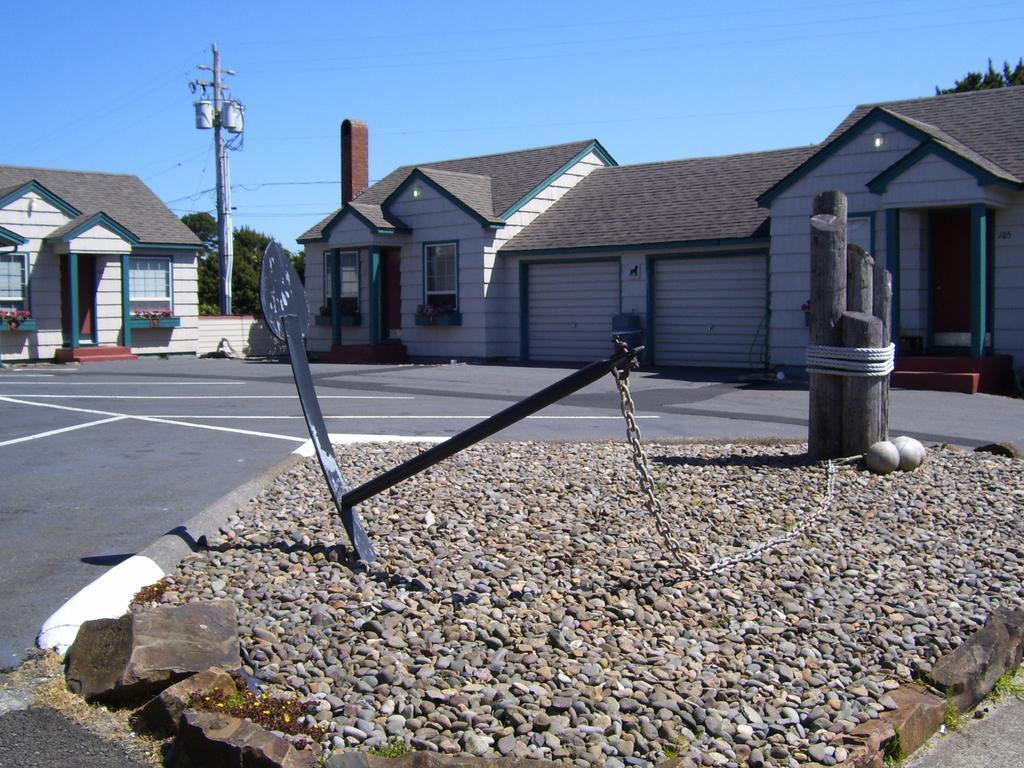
943;696;968;731
368;739;410;758
991;668;1024;702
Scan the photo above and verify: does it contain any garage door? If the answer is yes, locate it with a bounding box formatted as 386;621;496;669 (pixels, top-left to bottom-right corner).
525;260;619;361
653;254;767;368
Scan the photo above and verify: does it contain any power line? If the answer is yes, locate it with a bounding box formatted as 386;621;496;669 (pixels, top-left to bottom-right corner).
241;1;1014;70
242;14;1023;75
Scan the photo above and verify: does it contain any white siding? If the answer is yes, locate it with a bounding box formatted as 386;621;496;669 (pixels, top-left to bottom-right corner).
386;183;496;359
993;195;1024;365
766;117;1019;368
488;150;609;358
129;251;199;355
197;316;284;357
526;260;620;362
653;253;768;369
0;192;71;359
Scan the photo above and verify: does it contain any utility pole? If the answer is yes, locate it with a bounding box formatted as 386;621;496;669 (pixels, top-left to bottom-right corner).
191;44;244;315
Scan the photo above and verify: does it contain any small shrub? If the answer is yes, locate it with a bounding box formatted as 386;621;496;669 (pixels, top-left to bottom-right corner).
992;669;1024;701
942;697;968;732
368;739;409;758
883;727;903;766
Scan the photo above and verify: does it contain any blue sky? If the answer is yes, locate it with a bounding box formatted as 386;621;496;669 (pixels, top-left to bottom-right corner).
3;1;1020;247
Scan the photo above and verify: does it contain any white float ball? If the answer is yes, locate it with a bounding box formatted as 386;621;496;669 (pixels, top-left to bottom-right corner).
865;440;900;475
892;435;927;471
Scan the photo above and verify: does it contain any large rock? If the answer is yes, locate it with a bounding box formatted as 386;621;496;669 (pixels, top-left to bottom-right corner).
880;684;945;757
974;442;1021;459
172;709;316;768
838;719;896;768
135;666;237;736
928;610;1020;711
65;600;240;704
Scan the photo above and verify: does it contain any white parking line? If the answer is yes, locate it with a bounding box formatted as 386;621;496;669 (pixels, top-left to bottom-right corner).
0;416;129;447
1;394;413;400
0;395;306;445
140;414;658;420
0;380;241;386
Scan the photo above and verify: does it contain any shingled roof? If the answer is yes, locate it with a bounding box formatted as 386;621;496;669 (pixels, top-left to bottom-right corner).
501;146;815;254
0;165;200;246
761;86;1024;204
299;139;606;242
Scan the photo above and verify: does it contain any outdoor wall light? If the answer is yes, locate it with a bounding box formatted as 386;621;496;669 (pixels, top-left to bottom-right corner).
412;187;422;198
872;132;885;149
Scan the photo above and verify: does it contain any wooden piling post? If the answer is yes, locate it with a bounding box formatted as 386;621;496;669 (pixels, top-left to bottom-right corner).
872;262;893;440
840;311;884;457
808;191;847;460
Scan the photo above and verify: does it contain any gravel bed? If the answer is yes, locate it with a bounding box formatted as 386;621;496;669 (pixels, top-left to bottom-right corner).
162;441;1024;767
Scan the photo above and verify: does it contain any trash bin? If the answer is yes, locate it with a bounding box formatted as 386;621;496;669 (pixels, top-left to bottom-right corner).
612;313;644;352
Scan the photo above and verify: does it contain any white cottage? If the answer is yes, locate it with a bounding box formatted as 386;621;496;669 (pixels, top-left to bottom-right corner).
0;166;201;363
301;87;1024;394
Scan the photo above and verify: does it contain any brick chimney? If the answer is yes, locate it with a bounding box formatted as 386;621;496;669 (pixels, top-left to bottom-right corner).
341;119;369;205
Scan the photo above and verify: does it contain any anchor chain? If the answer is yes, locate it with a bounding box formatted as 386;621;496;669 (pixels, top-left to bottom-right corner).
611;358;836;579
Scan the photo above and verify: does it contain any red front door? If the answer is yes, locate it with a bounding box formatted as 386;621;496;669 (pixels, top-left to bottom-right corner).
931;209;971;335
382;249;402;338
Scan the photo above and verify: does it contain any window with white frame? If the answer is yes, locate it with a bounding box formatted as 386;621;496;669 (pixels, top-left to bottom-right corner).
129;257;172;313
0;253;28;312
324;250;359;314
848;216;873;255
424;242;457;310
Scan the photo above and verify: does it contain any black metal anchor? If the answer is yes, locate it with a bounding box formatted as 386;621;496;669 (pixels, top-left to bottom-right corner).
259;242;377;562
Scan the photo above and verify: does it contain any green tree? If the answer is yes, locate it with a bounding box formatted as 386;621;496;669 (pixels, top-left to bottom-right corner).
937;58;1024;94
180;215;303;317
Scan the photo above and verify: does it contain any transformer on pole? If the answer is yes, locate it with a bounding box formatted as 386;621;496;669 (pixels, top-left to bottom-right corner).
191;43;244;315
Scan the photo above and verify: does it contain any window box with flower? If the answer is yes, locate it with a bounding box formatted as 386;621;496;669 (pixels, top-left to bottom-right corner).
128;309;181;329
414;304;462;326
0;310;35;332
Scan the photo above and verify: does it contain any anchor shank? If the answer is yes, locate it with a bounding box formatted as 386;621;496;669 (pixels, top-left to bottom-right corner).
342;344;636;508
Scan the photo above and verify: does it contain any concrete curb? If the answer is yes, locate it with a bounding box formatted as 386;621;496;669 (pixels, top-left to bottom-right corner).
830;608;1024;768
35;432;448;655
37;451;306;655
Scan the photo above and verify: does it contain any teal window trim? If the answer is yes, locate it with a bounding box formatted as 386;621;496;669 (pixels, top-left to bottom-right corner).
55;212;139;245
503;236;770;259
0;252;30;313
324;249;360;312
848;211;876;257
500;140;618;219
121;254;132;348
136;242;204;252
886;209;901;343
0;180;81;218
0;225;27;247
68;253;79;349
423;240;460;310
518;255;621;361
312;206;410;244
369;247;382;347
867;141;1021;194
970;204;988;358
389;171;504;228
758;108;932;206
128;255;175;315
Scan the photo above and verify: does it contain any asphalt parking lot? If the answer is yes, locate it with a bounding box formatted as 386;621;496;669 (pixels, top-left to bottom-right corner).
2;356;1023;667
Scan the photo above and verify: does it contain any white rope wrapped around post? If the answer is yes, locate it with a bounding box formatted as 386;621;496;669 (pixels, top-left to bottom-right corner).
806;342;895;377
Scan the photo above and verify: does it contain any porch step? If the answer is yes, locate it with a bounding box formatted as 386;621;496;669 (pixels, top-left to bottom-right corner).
891;370;979;395
54;346;139;364
893;354;1013;395
318;343;409;365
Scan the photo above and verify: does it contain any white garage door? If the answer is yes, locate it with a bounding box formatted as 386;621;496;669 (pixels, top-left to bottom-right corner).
653;254;767;368
526;260;619;361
